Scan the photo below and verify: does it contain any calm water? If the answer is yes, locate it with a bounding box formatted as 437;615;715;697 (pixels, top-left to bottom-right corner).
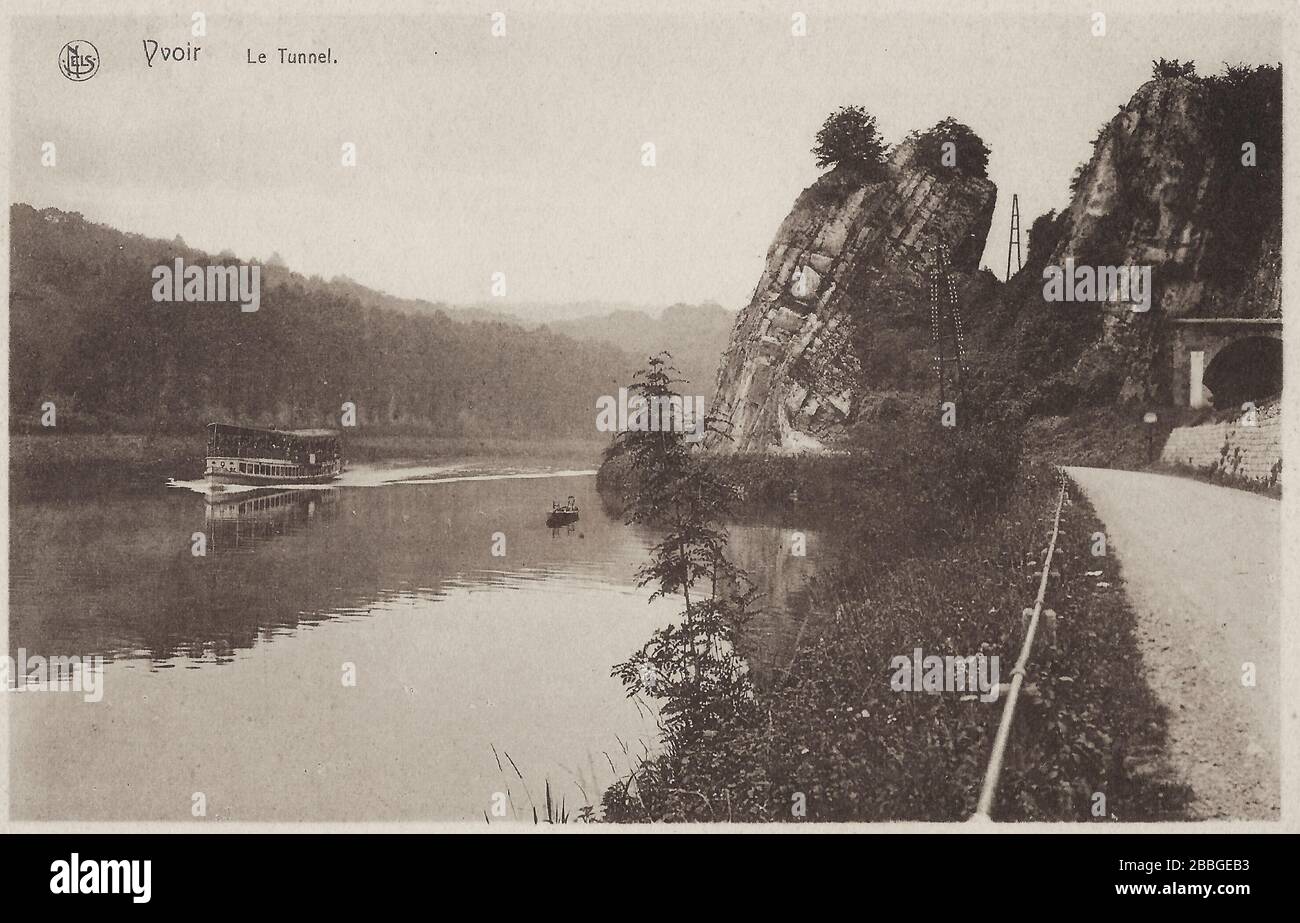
9;460;820;821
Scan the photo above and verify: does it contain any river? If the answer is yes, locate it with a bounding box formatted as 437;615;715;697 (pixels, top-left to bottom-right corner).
8;459;821;822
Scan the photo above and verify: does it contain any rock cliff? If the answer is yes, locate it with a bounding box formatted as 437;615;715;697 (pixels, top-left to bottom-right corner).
711;66;1281;446
1036;70;1282;403
711;138;996;453
1060;75;1281;320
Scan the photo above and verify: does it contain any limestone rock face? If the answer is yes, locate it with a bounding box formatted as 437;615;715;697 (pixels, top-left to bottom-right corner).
1061;76;1281;320
1041;74;1282;403
710;141;996;453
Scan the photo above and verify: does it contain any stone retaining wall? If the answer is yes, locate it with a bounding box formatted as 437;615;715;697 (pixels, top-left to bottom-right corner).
1159;400;1281;487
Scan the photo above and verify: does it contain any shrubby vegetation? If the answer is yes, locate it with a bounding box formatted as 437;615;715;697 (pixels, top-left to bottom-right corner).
1196;63;1283;289
911;118;991;178
1025;209;1069;266
600;373;1187;820
599;450;861;514
810;109;992;182
1151;57;1198;80
601;339;1061;822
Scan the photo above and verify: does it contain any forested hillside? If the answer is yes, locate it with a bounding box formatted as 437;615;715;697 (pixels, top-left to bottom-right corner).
9;204;638;439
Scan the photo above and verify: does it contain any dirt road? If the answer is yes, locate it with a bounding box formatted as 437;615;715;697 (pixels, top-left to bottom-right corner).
1064;467;1280;820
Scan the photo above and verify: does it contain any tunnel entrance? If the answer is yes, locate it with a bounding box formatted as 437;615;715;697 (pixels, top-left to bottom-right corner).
1203;336;1283;410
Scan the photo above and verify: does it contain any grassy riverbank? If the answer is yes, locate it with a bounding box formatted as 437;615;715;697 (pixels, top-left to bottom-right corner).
599;450;1192;822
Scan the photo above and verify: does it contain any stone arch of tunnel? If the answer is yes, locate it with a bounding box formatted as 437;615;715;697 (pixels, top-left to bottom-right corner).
1202;335;1283;410
1172;320;1282;409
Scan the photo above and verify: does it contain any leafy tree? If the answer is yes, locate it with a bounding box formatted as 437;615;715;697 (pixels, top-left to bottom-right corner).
812;105;887;174
603;353;757;751
913;118;990;178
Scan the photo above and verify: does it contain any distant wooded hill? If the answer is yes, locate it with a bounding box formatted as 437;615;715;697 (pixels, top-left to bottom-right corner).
329;285;736;396
544;304;734;397
11;204;730;439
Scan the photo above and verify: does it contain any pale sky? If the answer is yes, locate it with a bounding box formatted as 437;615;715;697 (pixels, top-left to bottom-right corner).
7;1;1287;314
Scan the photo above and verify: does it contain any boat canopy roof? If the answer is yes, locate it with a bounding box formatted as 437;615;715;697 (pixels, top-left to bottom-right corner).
206;423;340;452
206;423;340;444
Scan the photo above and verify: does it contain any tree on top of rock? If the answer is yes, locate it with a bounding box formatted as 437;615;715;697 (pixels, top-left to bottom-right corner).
913;118;990;179
1151;58;1197;80
812;105;887;176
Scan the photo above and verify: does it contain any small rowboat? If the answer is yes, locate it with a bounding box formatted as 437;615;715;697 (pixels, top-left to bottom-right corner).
546;496;579;527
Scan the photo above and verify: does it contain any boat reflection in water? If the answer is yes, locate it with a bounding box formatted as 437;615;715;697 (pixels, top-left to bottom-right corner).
549;520;582;539
203;487;338;553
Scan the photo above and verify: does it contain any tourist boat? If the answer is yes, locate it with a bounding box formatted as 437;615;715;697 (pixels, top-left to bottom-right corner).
546;496;579;527
204;423;344;486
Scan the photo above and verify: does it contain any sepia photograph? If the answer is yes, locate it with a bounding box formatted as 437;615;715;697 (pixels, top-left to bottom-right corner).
1;0;1297;887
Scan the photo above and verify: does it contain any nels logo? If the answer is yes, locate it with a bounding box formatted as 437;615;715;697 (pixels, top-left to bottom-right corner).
59;40;100;81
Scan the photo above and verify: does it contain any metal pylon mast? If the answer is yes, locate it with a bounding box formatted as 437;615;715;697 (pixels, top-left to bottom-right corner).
927;243;967;407
1006;193;1022;279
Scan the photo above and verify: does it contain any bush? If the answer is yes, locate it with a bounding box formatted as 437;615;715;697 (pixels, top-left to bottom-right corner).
1025;210;1069;267
913;118;990;178
1151;58;1197;80
1025;373;1081;417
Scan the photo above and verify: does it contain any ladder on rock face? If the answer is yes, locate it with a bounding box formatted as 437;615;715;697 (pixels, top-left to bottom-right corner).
927;243;967;407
